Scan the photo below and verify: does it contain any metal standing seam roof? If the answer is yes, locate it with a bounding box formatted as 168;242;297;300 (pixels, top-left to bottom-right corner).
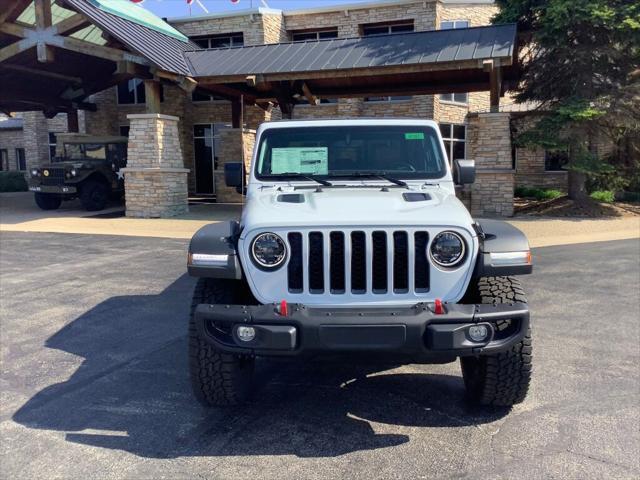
184;23;517;78
62;0;196;76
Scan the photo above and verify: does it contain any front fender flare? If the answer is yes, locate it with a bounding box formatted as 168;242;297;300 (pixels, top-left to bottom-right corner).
474;219;532;276
187;221;243;279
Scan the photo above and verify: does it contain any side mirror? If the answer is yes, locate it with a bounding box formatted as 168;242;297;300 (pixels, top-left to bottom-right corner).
224;162;246;194
453;159;475;185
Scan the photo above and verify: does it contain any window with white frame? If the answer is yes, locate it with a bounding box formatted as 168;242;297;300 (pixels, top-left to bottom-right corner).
193;33;244;49
440;20;470;30
291;28;338;42
439;123;466;162
440;92;468;104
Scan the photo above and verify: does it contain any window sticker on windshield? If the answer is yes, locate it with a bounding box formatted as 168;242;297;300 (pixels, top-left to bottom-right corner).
405;132;425;140
271;147;329;175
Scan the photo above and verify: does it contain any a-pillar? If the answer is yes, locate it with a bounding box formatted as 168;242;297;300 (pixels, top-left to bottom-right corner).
121;113;189;218
466;112;515;217
215;128;256;203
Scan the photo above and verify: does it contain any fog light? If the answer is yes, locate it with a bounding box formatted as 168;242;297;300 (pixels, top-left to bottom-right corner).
236;325;256;342
468;324;489;342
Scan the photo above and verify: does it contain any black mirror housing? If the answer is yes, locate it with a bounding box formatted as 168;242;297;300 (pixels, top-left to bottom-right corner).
453;159;476;185
224;162;245;192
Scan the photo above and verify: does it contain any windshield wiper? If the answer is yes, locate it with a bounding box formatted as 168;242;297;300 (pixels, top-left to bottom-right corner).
377;174;407;187
264;173;332;186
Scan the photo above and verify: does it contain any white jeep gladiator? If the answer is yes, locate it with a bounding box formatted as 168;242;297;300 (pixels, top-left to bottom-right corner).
187;119;532;407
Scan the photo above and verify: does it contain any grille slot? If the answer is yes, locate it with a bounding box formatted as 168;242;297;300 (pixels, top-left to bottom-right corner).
329;232;345;293
351;231;366;294
283;229;431;296
308;232;324;293
414;232;429;292
287;233;303;293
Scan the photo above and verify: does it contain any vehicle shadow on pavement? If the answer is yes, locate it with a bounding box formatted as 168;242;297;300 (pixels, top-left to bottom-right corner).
13;275;508;459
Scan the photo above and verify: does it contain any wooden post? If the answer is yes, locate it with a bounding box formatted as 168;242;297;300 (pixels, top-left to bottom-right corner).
67;109;79;133
34;0;54;63
490;66;502;113
231;97;243;128
144;80;162;114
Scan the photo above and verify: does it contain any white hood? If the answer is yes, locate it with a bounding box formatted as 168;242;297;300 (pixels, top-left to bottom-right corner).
240;183;474;235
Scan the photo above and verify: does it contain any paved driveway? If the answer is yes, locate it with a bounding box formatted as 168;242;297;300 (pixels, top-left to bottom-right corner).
0;232;638;479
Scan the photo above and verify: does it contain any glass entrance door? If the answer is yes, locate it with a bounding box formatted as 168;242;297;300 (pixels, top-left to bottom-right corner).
193;124;215;195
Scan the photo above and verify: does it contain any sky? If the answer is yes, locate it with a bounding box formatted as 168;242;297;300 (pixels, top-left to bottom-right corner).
141;0;378;19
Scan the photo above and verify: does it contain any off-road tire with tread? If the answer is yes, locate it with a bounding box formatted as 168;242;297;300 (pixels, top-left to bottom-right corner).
189;278;256;407
34;192;62;210
80;179;109;211
461;276;532;407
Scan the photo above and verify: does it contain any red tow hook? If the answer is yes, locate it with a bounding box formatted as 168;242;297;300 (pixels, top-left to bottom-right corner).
277;299;289;317
434;298;445;315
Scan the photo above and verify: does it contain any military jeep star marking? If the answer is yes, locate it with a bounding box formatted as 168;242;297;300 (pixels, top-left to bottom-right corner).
187;119;533;407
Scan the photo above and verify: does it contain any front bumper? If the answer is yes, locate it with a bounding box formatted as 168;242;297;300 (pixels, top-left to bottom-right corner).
29;184;77;194
194;301;529;360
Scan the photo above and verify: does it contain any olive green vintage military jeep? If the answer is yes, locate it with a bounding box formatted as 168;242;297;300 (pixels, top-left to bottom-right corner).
29;136;127;211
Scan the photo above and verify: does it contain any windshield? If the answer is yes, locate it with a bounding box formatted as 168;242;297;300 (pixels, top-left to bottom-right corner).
255;125;447;181
63;143;107;161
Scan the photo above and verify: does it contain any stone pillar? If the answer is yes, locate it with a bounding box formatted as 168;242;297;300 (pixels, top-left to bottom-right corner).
121;113;189;218
22;111;50;169
215;128;256;203
466;112;515;217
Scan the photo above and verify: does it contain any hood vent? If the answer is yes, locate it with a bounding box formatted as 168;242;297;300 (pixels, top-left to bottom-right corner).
277;193;305;203
403;192;431;202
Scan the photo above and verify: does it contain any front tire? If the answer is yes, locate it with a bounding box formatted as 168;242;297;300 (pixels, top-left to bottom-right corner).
461;276;532;406
34;192;61;210
189;278;256;407
80;179;109;211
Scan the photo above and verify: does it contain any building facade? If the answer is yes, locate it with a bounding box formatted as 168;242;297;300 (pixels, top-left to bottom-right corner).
0;0;569;216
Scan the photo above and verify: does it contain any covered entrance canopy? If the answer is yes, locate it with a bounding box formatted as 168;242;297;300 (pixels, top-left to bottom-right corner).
0;0;196;124
189;24;519;124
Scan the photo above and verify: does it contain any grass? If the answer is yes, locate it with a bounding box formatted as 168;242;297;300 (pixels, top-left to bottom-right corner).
515;186;565;201
590;190;615;203
0;171;28;192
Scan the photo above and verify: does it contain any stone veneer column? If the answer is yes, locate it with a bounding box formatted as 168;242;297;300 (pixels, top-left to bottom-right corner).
466;112;515;217
215;128;256;203
121;114;189;218
22;111;50;170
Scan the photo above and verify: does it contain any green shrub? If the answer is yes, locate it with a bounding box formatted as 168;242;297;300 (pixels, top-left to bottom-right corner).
0;171;28;192
590;190;615;203
515;186;564;201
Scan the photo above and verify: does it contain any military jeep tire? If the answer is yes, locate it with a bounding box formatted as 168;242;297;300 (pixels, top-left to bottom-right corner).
460;276;532;407
34;192;62;210
80;179;109;211
189;278;256;407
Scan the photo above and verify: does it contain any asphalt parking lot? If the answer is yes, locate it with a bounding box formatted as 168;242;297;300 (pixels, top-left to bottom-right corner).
1;232;638;479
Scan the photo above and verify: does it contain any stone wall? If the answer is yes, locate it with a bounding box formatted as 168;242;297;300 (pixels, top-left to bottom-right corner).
122;114;189;218
214;128;256;203
22;112;50;170
467;112;515;216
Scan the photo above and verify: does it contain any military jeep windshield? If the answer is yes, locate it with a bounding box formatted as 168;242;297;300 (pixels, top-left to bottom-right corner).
255;125;447;180
63;143;108;161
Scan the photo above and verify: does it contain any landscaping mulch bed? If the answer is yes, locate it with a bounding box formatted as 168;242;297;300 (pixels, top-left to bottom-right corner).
514;197;640;218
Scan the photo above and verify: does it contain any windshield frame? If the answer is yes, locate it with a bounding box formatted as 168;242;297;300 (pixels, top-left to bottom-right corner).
253;124;449;183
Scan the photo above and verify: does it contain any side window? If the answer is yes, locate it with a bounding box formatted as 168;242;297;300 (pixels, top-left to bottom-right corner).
48;132;57;160
117;79;162;105
16;148;26;171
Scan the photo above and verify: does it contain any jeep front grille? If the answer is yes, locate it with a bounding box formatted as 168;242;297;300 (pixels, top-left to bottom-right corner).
286;230;430;295
41;167;66;185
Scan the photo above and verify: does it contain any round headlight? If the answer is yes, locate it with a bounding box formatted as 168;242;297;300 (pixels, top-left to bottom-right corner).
251;232;286;268
430;231;466;268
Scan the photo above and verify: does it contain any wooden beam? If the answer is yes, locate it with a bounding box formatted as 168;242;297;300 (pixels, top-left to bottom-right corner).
67;109;79;133
37;42;55;63
301;82;319;106
144;79;162;114
0;0;32;24
0;63;83;84
489;66;503;113
152;68;197;93
55;35;150;65
0;38;36;63
53;13;91;36
33;0;54;63
0;22;28;38
315;81;491;98
114;60;152;81
197;82;258;103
